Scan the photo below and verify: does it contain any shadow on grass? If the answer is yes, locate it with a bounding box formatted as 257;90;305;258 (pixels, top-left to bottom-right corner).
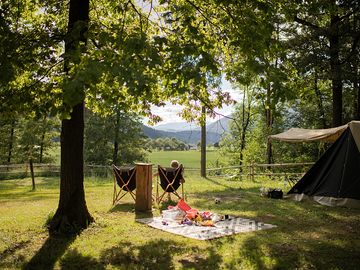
60;248;105;270
24;238;223;269
0;240;32;268
23;235;75;270
109;203;135;213
223;229;360;269
186;184;360;269
99;239;222;270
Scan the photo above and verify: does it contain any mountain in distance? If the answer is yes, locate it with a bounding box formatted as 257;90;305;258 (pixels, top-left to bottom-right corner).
142;115;232;144
207;116;232;134
152;122;199;132
152;115;232;134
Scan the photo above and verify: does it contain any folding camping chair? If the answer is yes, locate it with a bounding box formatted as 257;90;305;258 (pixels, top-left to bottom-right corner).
112;164;136;205
156;164;184;204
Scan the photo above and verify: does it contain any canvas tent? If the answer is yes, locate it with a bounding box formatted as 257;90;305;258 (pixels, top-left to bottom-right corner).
268;124;349;143
270;121;360;208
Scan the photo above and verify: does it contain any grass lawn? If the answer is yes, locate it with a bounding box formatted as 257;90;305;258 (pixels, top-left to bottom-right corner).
1;173;360;269
148;150;226;169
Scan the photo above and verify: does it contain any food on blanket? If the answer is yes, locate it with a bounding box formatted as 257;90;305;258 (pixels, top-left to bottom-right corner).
200;220;214;227
201;211;212;220
164;199;220;227
182;220;193;225
211;214;221;222
185;208;198;219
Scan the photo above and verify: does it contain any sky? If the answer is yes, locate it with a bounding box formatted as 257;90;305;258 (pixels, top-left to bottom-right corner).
150;78;242;125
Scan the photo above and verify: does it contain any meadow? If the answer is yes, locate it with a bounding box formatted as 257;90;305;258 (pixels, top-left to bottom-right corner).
1;172;360;269
48;145;226;169
148;150;226;169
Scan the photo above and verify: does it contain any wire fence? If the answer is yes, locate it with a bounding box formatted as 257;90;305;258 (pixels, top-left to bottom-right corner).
0;162;314;181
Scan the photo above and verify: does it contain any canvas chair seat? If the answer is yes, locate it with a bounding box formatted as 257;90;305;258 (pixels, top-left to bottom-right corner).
112;165;136;205
156;164;184;204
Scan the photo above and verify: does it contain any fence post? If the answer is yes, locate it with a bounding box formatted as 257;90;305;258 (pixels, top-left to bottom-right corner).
250;163;254;181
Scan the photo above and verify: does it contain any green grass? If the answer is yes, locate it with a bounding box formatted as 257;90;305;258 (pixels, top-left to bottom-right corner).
47;146;227;169
148;150;226;169
1;174;360;269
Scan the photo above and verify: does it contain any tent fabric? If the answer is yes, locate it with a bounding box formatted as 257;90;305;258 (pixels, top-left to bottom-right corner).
287;194;360;208
287;125;360;208
349;121;360;151
269;124;348;143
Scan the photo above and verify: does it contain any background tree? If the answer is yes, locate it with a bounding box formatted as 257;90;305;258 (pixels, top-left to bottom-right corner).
283;0;360;126
0;115;16;164
84;109;148;165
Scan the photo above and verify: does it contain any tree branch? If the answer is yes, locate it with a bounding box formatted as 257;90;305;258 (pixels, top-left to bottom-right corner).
184;0;219;30
294;16;320;29
24;59;64;91
338;6;360;21
340;32;360;65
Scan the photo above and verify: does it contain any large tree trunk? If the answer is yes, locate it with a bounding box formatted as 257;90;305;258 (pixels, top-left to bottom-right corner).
329;13;343;127
200;106;206;178
50;103;93;234
49;0;93;235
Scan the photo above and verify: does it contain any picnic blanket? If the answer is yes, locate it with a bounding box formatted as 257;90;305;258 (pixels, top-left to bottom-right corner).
137;216;276;240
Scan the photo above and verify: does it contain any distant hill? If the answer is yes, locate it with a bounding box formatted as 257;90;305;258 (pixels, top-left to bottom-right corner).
207;116;231;134
141;125;223;144
152;122;199;132
142;115;232;144
152;115;232;134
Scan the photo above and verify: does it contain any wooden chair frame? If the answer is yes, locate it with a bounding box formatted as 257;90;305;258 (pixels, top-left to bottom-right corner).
156;164;184;204
112;165;136;205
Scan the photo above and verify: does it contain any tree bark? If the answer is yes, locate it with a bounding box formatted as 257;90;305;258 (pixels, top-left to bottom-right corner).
239;87;251;170
49;0;93;235
200;106;206;178
329;13;343;127
29;159;35;191
50;103;93;234
113;110;120;165
39;129;45;163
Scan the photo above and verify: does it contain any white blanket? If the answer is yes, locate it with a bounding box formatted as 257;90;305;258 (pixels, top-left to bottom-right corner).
137;216;276;240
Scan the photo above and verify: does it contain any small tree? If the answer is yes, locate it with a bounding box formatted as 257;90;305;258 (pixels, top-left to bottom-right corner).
15;116;57;189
